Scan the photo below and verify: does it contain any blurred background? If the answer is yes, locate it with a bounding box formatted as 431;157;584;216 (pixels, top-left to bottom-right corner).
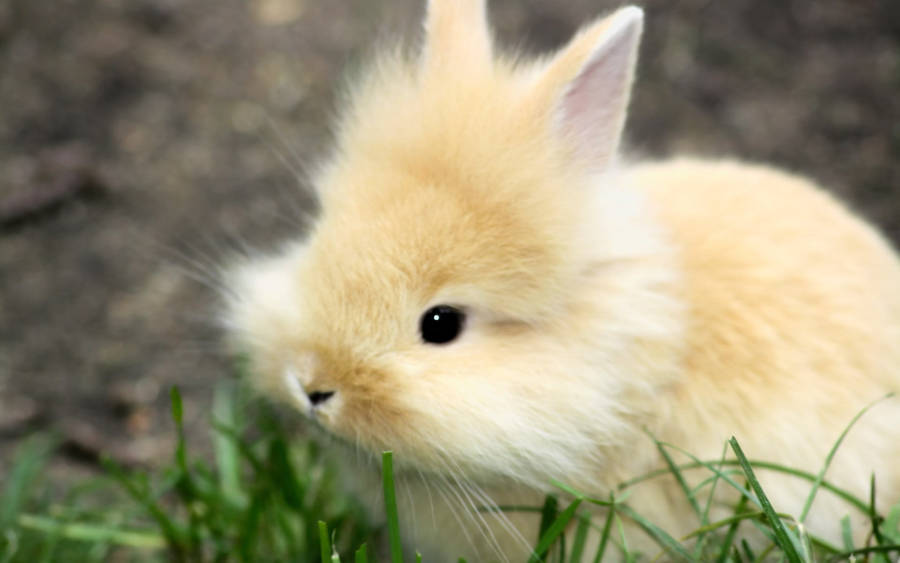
0;0;898;483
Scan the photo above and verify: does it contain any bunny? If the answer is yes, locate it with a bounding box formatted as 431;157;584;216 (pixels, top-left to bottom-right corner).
226;0;900;560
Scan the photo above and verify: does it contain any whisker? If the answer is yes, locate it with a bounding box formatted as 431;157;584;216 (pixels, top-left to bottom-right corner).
261;116;312;187
432;475;481;559
465;479;535;558
401;474;419;545
269;180;317;229
415;468;438;530
444;465;509;563
126;228;237;300
438;449;535;559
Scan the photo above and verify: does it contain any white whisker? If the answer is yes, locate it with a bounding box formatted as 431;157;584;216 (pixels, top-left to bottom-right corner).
401;475;419;544
435;447;536;559
432;473;481;559
261;116;313;187
438;456;510;563
415;468;438;530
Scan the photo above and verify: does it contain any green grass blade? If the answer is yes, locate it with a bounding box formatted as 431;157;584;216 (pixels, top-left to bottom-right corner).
690;470;744;497
17;514;165;549
0;434;56;528
210;419;264;474
415;552;422;563
212;383;246;510
381;451;403;563
805;532;842;555
170;386;183;425
267;439;305;510
331;530;341;563
169;387;194;502
687;511;766;539
557;524;566;563
36;519;63;563
568;512;590;563
593;498;616;563
797;520;813;563
840;515;854;551
169;387;206;558
354;544;368;563
1;529;17;563
238;489;265;561
870;473;885;545
715;491;750;563
318;521;331;563
694;442;732;558
614;513;632;561
528;498;582;563
728;437;802;563
884;503;900;543
624;442;758;510
828;545;900;561
799;395;889;523
616;504;693;561
483;505;545;514
170;386;187;472
101;457;185;556
619;458;868;514
653;440;702;519
549;480;615;508
535;494;559;561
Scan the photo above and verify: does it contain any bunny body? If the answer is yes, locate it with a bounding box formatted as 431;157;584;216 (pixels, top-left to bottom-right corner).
393;158;900;560
227;1;900;559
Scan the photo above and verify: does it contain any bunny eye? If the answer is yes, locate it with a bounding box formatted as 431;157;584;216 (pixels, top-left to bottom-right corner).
420;305;465;344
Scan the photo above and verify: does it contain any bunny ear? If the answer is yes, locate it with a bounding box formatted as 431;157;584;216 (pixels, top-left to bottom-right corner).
530;6;643;168
421;0;492;74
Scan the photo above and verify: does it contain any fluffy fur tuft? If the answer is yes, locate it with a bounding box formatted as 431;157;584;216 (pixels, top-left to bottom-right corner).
226;2;900;559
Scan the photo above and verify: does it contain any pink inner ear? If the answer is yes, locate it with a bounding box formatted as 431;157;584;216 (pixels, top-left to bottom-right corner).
559;18;640;167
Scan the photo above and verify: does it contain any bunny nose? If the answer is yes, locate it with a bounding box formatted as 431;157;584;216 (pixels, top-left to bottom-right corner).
307;390;336;406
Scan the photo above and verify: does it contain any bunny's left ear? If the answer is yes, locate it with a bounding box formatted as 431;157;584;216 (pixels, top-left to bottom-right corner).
529;6;644;169
421;0;492;75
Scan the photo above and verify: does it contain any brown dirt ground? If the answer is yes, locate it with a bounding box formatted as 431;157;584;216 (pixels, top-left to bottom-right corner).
1;0;898;478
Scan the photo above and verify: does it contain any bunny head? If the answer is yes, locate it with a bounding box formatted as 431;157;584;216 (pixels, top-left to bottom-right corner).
227;1;683;491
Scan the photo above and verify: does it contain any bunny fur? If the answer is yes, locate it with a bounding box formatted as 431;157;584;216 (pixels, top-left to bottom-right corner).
226;1;900;559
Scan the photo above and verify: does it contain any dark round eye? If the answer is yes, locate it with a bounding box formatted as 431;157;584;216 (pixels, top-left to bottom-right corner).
420;305;465;344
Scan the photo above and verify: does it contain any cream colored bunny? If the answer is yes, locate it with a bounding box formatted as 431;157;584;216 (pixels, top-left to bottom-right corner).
226;1;900;559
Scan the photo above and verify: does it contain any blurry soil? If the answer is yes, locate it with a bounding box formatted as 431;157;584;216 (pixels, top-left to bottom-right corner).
0;0;898;477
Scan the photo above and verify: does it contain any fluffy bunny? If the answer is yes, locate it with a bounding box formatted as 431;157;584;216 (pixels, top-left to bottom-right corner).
226;1;900;559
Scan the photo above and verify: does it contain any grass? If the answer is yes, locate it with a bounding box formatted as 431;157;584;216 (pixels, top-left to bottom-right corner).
1;384;899;562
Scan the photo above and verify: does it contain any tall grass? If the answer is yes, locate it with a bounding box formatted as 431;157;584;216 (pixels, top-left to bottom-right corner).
1;384;898;562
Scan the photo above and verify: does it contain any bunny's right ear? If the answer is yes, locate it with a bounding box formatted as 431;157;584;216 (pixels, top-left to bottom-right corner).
527;7;644;169
421;0;492;75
